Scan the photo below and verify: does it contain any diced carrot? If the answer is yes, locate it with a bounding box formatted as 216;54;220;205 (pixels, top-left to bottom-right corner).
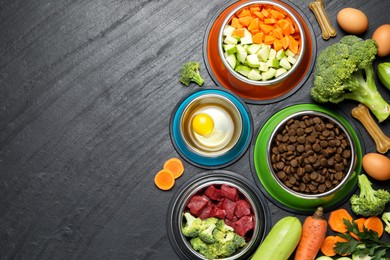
253;11;265;20
249;28;260;36
260;24;274;34
271;9;286;19
281;36;290;49
252;32;264;44
248;17;260;31
273;38;283;51
238;16;252;27
264;35;276;45
261;8;271;18
277;19;289;28
288;35;299;54
264;18;276;24
237;8;251;18
233;28;245;38
272;27;284;39
250;5;261;13
231;17;242;29
282;23;291;36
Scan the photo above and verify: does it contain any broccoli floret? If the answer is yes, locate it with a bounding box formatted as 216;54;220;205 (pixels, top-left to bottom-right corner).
179;62;204;86
182;212;203;238
199;222;216;244
232;234;247;249
212;229;235;244
217;241;237;258
382;212;390;234
216;219;234;233
350;174;390;217
310;35;390;122
190;237;211;258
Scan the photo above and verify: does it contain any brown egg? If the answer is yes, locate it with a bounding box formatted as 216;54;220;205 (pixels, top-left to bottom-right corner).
372;24;390;57
362;153;390;181
337;8;368;35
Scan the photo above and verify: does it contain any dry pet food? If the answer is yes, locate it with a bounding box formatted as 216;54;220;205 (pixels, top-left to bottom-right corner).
270;114;352;194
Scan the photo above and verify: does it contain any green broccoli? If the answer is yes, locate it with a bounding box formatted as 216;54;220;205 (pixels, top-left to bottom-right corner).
216;219;234;233
350;174;390;217
382;212;390;234
182;212;203;237
199;222;216;244
232;234;247;249
190;237;211;257
310;35;390;122
179;62;205;86
212;229;235;244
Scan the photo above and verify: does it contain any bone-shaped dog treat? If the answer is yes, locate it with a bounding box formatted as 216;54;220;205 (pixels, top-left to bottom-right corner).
352;103;390;154
309;0;337;40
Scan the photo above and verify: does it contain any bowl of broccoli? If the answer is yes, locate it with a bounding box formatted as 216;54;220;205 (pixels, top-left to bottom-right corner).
218;0;305;86
166;170;270;260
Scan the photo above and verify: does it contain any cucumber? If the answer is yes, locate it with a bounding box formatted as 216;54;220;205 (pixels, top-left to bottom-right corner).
251;216;302;260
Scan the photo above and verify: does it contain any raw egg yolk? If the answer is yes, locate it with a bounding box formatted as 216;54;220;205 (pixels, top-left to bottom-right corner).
192;113;214;137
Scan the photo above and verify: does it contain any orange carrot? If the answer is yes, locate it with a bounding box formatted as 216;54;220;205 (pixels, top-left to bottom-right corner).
252;32;264;44
364;216;384;237
248;17;260;31
271;9;286;19
253;11;265;20
260;24;274;35
163;157;184;179
350;218;366;240
320;235;349;257
154;169;175;191
294;207;328;260
238;16;252;27
328;208;353;233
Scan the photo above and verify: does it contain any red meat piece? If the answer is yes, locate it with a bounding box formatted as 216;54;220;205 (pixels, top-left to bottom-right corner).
210;206;226;219
232;215;255;237
198;205;212;220
204;185;222;201
220;184;238;201
234;200;251;218
187;195;210;216
221;198;236;220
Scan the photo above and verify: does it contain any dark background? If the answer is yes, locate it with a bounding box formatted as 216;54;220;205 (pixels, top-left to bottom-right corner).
1;0;390;259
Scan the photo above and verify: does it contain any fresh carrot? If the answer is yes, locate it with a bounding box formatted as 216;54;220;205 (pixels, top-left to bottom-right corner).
350;218;366;240
294;207;328;260
363;216;384;237
320;235;348;257
154;169;175;191
163;157;184;179
328;208;353;233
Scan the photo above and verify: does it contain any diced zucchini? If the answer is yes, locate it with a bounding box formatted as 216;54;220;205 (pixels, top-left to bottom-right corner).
236;45;247;64
287;55;297;64
225;53;237;69
262;68;277;80
240;29;253;45
223;25;235;37
280;57;292;70
235;65;252;77
257;46;270;62
247;44;261;55
258;62;269;72
248;69;262;80
223;44;237;55
276;49;285;60
246;54;260;67
275;67;288;78
285;49;296;57
267;58;280;68
269;48;277;60
224;35;238;45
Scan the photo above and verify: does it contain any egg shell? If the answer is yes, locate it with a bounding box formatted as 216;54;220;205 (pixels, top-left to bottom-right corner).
337;8;368;35
362;153;390;181
372;24;390;57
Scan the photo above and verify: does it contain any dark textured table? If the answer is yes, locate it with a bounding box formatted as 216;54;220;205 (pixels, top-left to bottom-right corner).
1;0;390;259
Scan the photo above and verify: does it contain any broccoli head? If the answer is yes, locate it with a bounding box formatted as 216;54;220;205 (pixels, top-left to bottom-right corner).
180;62;205;86
190;237;211;257
182;212;203;237
350;174;390;217
199;222;216;244
216;219;234;233
382;212;390;235
310;35;390;122
212;229;235;244
233;234;247;249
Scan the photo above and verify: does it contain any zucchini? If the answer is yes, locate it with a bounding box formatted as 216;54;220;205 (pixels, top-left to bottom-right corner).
251;216;302;260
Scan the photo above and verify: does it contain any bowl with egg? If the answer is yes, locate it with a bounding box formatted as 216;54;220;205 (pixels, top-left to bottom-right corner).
170;88;252;169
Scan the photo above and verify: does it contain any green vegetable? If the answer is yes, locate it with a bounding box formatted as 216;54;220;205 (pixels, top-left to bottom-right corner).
381;212;390;234
350;174;390;217
182;213;247;259
251;216;302;260
315;256;334;260
179;62;204;86
378;62;390;90
310;35;390;122
335;219;390;260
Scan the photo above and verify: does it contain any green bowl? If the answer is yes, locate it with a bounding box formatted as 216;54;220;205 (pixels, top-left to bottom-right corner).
251;104;363;214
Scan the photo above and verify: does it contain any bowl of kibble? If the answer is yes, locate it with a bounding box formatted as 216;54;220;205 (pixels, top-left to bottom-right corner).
251;104;363;214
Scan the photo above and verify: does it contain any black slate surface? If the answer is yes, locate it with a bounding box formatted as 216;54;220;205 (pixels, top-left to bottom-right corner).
1;0;390;259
